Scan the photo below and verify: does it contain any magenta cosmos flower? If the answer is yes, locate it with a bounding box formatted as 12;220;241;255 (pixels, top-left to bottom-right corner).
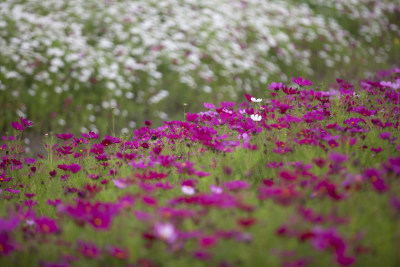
11;121;26;131
35;216;60;234
292;77;313;86
81;131;99;139
56;133;74;140
20;117;34;127
57;163;81;173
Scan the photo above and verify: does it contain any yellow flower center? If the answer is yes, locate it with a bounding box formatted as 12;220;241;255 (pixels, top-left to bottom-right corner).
115;251;125;259
94;218;102;226
42;224;50;233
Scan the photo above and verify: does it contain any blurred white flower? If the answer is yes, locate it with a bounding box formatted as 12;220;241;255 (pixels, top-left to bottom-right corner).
250;114;262;121
154;222;177;243
250;97;262;102
181;185;195;195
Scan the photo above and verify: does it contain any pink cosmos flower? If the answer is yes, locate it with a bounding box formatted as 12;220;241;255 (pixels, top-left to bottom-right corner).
0;215;20;232
6;188;20;194
379;132;391;140
292;77;313;87
371;147;383;153
154;222;178;243
282;86;300;95
56;133;74;140
0;232;16;256
199;235;218;248
57;163;81;173
20;117;34;127
88;205;115;230
11;121;26;131
35;216;60;234
113;179;128;189
210;185;223;194
24;158;36;165
57;145;74;155
142;195;158;206
77;241;101;259
108;246;129;260
268;82;283;91
81;131;99;139
203;103;215;109
223;180;250;191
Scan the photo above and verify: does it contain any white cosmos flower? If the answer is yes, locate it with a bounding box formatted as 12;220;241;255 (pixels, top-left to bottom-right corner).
154;222;177;243
181;185;195;195
250;97;262;103
250;114;262;121
210;185;223;194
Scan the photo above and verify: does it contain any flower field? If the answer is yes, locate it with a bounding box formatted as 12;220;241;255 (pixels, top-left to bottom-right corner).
0;0;399;133
1;68;400;266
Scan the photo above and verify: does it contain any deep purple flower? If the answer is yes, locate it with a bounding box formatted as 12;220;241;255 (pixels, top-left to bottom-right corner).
57;163;81;173
344;118;365;127
24;158;36;165
379;132;391;140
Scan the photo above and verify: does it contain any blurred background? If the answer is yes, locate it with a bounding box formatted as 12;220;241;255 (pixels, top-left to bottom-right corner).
0;0;399;137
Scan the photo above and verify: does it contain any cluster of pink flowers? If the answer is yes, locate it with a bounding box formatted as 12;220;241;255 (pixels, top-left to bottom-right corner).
1;69;400;266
